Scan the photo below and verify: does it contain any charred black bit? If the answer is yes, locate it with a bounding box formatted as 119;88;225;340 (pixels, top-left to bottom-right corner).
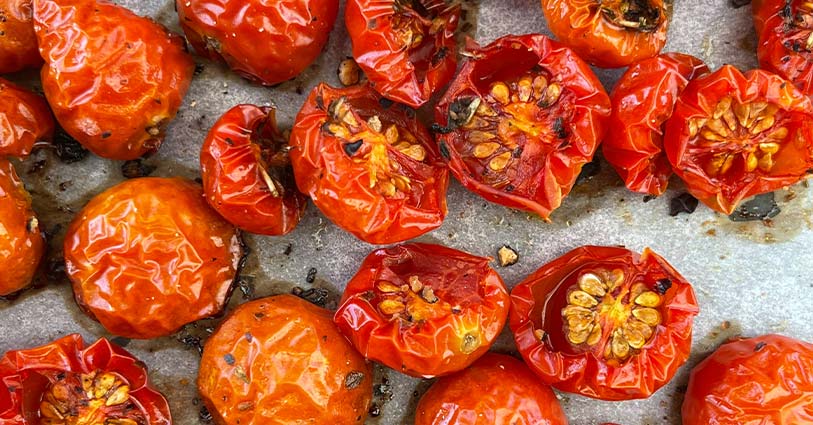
553;117;568;139
45;257;67;282
199;406;214;423
194;63;205;76
369;404;381;417
730;0;750;8
431;47;449;65
669;192;699;216
121;159;156;179
306;267;317;283
58;181;72;191
236;275;256;300
343;140;364;156
754;341;768;352
223;353;236;366
728;192;781;222
431;123;453;134
378;97;394;109
438;141;451;160
283;243;293;256
374;382;393;399
27;159;47;175
575;158;601;185
110;336;131;348
53;129;89;163
512;147;523;158
654;279;672;295
178;334;204;355
643;195;656;203
445;97;481;130
291;286;330;307
344;371;365;389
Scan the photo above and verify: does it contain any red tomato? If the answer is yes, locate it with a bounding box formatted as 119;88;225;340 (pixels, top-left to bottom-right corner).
434;34;610;219
345;0;460;107
414;353;568;425
663;65;813;214
201;105;307;236
603;53;708;196
683;334;813;425
0;0;43;73
0;78;55;158
334;243;509;378
290;83;449;244
0;158;44;296
509;246;699;400
0;334;171;424
753;0;813;95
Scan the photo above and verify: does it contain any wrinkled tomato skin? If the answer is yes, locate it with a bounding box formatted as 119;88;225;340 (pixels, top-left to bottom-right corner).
753;0;813;95
201;105;307;236
683;334;813;425
199;295;372;425
0;78;55;158
414;353;568;425
0;0;43;74
604;53;708;196
346;0;459;108
0;334;171;424
177;0;338;86
64;177;242;339
334;243;509;378
32;0;194;160
509;246;699;401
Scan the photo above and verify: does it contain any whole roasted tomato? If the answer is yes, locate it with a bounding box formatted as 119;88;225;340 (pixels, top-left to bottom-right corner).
414;353;568;425
0;158;44;297
346;0;460;107
0;78;55;158
0;334;171;424
753;0;813;95
509;246;699;400
32;0;194;160
0;0;43;73
199;294;372;425
683;334;813;424
177;0;338;86
434;34;610;219
663;65;813;214
603;53;708;196
201;105;307;236
290;83;448;244
64;177;242;339
540;0;670;68
334;243;509;378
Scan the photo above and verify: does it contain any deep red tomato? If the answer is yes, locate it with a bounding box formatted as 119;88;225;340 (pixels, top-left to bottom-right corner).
32;0;194;160
201;105;307;236
0;334;171;424
177;0;338;86
0;0;43;73
0;78;55;159
753;0;813;95
290;83;448;244
414;353;568;425
434;34;610;219
683;334;813;425
64;177;242;339
663;65;813;214
540;0;670;68
603;53;708;196
345;0;460;108
199;294;372;425
509;246;699;400
334;243;509;378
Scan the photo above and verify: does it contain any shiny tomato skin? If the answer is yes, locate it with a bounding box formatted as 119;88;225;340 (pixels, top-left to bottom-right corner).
0;158;44;296
753;0;813;95
64;177;242;339
0;0;43;73
32;0;194;160
0;78;55;158
198;294;372;425
177;0;338;86
334;243;509;378
414;353;568;425
683;334;813;425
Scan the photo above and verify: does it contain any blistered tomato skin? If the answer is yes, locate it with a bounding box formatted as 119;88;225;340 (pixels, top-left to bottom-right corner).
753;0;813;95
64;177;241;339
0;334;171;424
32;0;194;160
199;295;372;425
334;243;509;378
0;159;44;297
0;78;55;158
177;0;338;86
0;0;43;73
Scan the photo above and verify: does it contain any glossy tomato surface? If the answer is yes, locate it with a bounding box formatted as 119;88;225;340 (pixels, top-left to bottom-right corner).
434;34;610;219
0;334;171;424
0;78;55;158
32;0;194;160
346;0;460;107
509;246;699;400
290;83;448;244
663;65;813;214
0;158;44;296
199;294;372;425
334;243;509;378
0;0;43;73
604;53;708;196
414;353;568;425
683;334;813;425
64;177;242;339
753;0;813;95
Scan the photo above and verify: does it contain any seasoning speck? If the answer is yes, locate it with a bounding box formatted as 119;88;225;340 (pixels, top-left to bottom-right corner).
344;371;365;389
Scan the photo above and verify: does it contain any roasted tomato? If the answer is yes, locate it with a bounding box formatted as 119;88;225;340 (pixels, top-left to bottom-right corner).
540;0;670;68
64;177;242;339
0;334;171;424
0;78;55;158
290;83;448;244
201;105;307;236
509;246;698;400
414;353;568;425
177;0;338;86
663;65;813;214
345;0;460;108
753;0;813;95
334;243;509;378
32;0;194;160
0;0;43;73
199;294;372;425
0;158;44;297
434;34;610;219
603;53;708;196
683;334;813;424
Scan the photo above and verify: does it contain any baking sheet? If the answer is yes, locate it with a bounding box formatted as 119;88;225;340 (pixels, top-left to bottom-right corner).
5;0;813;424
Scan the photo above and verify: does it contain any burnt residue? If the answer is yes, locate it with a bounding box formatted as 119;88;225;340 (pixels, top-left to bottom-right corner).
754;341;768;352
344;371;365;389
306;267;317;283
291;286;330;307
53;129;89;164
121;159;156;179
654;279;672;295
730;0;750;7
669;193;699;216
199;406;213;423
728;193;781;222
236;275;256;300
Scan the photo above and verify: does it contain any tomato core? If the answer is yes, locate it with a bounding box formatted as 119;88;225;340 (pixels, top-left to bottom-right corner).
39;370;144;425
